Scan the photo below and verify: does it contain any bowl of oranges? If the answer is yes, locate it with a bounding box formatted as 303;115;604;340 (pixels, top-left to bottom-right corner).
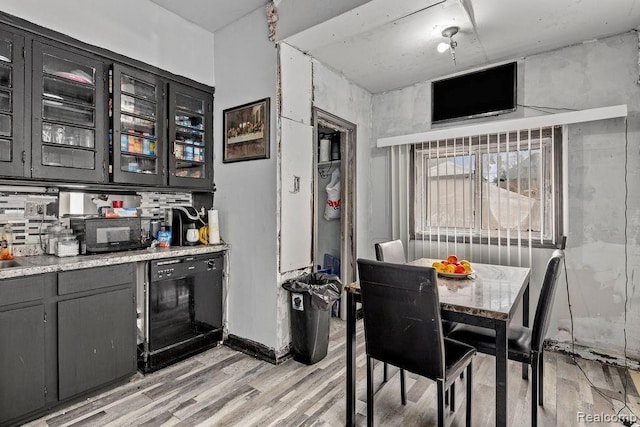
432;255;474;279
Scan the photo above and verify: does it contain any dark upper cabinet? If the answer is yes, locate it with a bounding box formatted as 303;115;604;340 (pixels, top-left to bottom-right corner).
0;29;26;177
0;17;214;189
168;82;213;189
110;64;166;186
31;41;108;182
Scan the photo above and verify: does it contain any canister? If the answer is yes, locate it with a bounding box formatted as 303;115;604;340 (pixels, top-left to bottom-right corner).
319;139;331;162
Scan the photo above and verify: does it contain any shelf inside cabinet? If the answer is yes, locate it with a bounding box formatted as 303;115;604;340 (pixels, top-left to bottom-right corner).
174;139;204;147
43;71;94;86
174;161;205;179
175;123;204;133
120;75;156;101
119;150;156;159
318;160;341;168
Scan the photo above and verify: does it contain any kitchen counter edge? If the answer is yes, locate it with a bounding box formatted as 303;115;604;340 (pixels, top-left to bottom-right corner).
0;244;229;279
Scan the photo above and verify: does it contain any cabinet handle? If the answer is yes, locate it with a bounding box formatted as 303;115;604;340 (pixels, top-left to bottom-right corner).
290;176;300;194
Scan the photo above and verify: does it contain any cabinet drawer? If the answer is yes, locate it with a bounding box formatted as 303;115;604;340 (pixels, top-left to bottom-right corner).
0;274;50;307
58;263;134;295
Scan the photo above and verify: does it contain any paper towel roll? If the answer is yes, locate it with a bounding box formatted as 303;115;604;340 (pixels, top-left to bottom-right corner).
207;209;220;245
319;139;330;162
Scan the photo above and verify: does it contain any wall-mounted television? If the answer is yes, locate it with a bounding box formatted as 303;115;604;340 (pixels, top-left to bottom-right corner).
431;62;517;124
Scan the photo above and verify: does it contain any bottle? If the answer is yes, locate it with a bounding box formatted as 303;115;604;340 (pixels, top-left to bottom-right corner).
331;139;340;160
0;224;13;258
157;223;171;248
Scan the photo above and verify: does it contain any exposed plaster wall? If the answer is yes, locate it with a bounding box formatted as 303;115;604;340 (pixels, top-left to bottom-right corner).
312;61;374;260
0;0;214;85
276;43;314;353
214;8;280;350
371;32;640;360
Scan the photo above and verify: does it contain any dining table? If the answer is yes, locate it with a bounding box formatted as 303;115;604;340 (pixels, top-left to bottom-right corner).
345;258;531;427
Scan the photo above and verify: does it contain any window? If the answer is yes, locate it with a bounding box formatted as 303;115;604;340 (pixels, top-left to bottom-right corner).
411;126;563;247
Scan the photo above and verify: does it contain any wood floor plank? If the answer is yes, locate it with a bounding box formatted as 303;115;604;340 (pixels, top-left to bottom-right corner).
24;319;640;427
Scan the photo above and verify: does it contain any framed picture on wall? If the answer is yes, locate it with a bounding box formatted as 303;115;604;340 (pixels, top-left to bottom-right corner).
223;98;270;163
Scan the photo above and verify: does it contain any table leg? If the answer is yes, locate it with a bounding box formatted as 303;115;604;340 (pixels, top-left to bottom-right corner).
495;320;508;427
522;282;530;380
346;291;356;426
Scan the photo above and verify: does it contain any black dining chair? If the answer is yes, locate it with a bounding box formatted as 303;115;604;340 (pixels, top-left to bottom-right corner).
357;258;476;427
447;249;564;426
374;239;406;264
374;239;406;382
374;239;455;385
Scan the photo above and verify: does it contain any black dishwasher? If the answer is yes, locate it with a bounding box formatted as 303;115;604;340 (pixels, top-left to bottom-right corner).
138;252;224;373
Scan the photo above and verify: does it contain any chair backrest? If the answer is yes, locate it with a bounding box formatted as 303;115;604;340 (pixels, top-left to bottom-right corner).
530;249;564;353
374;239;406;264
357;258;445;380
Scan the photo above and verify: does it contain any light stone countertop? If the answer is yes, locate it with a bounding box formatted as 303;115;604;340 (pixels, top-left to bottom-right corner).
0;243;228;280
348;257;530;321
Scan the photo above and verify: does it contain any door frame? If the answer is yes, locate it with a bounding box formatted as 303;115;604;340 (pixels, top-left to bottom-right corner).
312;108;356;320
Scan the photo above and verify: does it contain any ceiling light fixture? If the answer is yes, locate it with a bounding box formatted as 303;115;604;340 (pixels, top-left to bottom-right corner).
437;26;459;64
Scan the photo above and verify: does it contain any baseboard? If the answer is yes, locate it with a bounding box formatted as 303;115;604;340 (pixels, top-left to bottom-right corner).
545;340;640;370
225;334;292;365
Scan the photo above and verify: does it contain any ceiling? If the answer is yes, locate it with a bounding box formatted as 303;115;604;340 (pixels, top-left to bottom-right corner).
148;0;268;33
149;0;640;94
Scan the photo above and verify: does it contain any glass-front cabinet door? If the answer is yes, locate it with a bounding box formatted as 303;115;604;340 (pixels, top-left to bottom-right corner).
111;65;164;186
168;83;212;188
31;41;107;182
0;30;25;177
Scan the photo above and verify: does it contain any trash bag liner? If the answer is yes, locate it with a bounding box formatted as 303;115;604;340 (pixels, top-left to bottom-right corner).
282;272;343;310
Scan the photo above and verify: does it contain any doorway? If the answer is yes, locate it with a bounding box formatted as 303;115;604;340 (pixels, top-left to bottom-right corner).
312;108;356;320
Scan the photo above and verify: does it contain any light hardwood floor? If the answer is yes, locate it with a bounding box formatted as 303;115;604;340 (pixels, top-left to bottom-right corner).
25;319;640;426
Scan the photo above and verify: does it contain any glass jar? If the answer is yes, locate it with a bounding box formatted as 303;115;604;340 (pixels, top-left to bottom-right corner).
56;229;79;257
46;221;63;255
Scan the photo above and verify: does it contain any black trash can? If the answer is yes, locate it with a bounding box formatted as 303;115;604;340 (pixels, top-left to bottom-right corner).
282;272;343;364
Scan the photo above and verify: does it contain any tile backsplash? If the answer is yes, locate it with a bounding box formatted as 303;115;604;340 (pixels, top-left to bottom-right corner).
0;185;58;256
0;185;196;256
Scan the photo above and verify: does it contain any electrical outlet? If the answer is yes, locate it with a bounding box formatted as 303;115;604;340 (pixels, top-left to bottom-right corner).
24;201;48;219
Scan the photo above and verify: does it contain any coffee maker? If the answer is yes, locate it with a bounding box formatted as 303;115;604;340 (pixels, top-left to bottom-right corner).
170;206;201;246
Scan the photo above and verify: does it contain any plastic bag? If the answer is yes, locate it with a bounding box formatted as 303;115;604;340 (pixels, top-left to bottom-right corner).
324;168;341;221
282;272;343;311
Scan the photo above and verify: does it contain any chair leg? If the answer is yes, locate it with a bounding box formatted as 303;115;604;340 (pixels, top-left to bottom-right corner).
367;356;374;427
466;362;473;427
383;362;388;382
400;368;406;405
531;353;539;427
450;382;455;412
437;380;445;427
538;349;544;406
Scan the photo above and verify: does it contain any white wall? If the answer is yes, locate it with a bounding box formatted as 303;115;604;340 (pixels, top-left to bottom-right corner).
0;0;214;85
371;32;640;360
312;61;374;261
214;8;280;350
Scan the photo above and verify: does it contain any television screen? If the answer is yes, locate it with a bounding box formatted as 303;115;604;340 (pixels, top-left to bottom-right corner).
431;62;517;123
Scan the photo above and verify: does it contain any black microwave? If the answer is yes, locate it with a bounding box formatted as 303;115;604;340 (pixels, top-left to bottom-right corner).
70;217;147;254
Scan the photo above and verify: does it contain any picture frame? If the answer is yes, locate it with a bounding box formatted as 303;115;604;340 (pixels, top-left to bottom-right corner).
223;98;270;163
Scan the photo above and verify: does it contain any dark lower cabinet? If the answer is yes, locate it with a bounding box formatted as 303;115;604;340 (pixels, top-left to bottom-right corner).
58;287;136;400
0;263;137;426
0;304;45;424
